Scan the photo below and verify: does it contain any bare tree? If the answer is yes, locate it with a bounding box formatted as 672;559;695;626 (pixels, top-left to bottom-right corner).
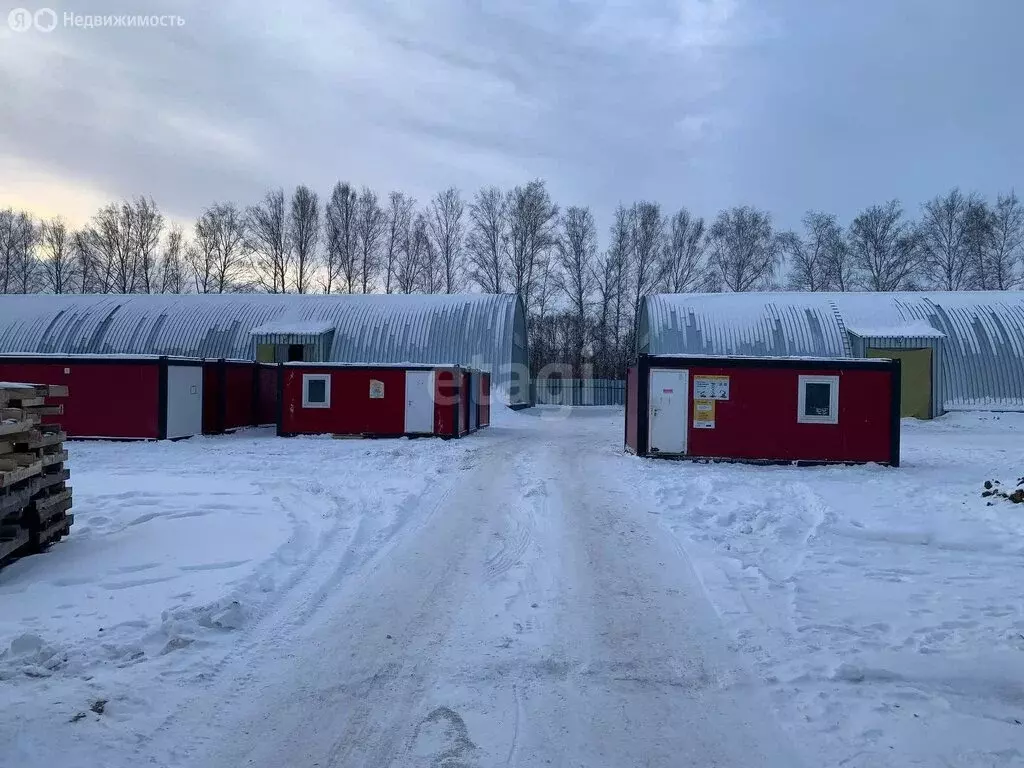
72;229;100;293
466;186;507;294
193;202;248;293
247;189;289;293
8;220;40;294
86;197;163;294
395;212;428;294
919;188;978;290
823;234;855;292
188;220;216;293
133;197;165;294
159;224;188;294
847;201;921;291
529;245;560;372
417;233;443;294
962;200;994;290
382;192;415;294
324;182;358;293
428;187;465;294
415;209;445;294
607;205;634;370
355;188;386;293
659;208;708;293
555;206;597;372
987;191;1024;289
783;211;845;291
618;201;665;355
591;215;629;381
708;206;784;292
630;200;664;304
40;217;75;294
0;208;37;293
506;180;558;312
90;201;134;293
289;186;320;294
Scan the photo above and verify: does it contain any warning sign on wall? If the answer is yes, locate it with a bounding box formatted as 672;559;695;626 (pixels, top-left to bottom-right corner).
369;379;385;399
693;398;716;429
693;375;730;400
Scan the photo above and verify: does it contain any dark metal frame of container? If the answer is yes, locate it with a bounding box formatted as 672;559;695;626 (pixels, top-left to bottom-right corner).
201;358;278;435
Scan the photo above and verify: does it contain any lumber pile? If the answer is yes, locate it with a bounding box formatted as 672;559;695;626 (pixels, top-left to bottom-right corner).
0;383;73;565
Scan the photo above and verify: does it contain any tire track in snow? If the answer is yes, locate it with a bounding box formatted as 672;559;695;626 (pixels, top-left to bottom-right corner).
315;440;529;768
132;444;480;766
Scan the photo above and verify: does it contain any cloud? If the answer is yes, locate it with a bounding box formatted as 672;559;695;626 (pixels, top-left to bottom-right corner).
0;0;747;227
20;0;1019;237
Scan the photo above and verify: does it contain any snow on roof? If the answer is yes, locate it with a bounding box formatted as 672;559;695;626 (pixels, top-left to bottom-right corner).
640;291;1024;411
0;381;38;389
0;293;529;404
650;353;886;363
0;352;199;362
845;321;947;338
282;361;464;369
250;320;336;336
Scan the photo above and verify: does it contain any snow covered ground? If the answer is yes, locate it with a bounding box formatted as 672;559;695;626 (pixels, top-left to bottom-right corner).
0;408;1021;767
637;411;1024;767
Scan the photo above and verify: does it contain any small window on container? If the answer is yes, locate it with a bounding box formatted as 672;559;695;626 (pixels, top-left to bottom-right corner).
798;375;839;424
302;374;331;408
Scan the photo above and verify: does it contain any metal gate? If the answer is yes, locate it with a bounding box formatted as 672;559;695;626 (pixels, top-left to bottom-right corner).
531;378;626;406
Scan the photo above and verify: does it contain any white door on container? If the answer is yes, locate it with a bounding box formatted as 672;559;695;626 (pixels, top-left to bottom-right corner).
404;370;435;434
648;368;688;454
166;365;203;439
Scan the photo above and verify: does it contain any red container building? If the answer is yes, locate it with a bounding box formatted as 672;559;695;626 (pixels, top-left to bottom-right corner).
277;363;490;439
0;354;204;440
625;354;901;466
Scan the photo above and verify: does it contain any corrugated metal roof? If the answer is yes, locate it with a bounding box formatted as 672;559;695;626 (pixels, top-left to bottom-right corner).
640;291;1024;410
0;293;527;401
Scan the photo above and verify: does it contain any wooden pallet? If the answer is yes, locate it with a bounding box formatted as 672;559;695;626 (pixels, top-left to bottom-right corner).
40;449;68;468
0;458;42;489
34;488;72;517
0;383;69;406
0;408;40;423
0;525;30;561
0;482;35;517
0;386;72;563
0;419;34;439
35;513;73;550
37;467;70;490
23;431;67;450
0;487;31;562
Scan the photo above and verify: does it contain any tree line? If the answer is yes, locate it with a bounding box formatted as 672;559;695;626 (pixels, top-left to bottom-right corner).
1;182;1021;378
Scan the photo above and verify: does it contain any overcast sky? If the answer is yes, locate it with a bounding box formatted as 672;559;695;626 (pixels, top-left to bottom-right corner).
1;0;1021;232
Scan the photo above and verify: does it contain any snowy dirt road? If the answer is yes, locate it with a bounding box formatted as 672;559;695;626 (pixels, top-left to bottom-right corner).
5;407;1020;767
139;409;802;768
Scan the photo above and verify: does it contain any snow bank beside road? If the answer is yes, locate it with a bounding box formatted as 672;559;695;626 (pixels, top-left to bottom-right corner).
0;428;476;768
636;411;1024;767
1;468;293;678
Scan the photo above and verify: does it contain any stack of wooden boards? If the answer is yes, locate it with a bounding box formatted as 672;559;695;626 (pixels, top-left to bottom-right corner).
0;382;73;564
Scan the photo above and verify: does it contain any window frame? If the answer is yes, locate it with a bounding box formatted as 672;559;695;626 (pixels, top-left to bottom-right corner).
797;374;839;424
302;373;331;409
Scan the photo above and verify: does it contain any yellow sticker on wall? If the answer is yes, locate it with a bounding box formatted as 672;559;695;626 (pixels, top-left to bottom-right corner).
693;398;715;429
